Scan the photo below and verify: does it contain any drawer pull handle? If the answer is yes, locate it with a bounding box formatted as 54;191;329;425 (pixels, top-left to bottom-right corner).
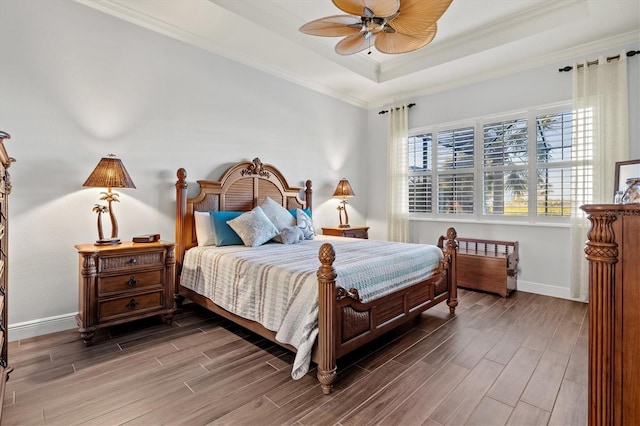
128;258;137;265
127;276;138;287
125;299;139;310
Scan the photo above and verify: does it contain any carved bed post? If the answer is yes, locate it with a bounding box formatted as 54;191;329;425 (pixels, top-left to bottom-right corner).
317;243;337;394
175;168;188;302
445;227;458;313
581;206;618;426
305;180;313;212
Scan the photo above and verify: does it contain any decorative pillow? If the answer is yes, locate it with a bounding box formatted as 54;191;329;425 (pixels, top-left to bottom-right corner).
226;206;279;247
280;226;304;244
288;208;312;219
260;196;295;242
194;211;216;246
296;208;315;240
210;211;244;246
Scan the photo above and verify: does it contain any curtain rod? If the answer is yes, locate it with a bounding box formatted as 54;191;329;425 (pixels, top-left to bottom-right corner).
378;103;416;115
558;50;639;72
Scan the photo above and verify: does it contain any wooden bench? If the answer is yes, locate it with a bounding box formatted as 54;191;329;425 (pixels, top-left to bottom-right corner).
439;237;518;297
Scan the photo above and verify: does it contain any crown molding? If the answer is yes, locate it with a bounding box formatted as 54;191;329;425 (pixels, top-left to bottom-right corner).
378;0;589;81
368;30;640;109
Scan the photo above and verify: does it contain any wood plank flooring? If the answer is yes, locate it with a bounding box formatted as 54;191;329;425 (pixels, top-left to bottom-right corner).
2;289;588;425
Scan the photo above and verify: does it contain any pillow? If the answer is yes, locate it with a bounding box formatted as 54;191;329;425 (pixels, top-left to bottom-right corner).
280;226;304;244
288;208;312;219
210;211;244;246
296;208;315;240
260;196;295;242
194;211;216;246
226;206;279;247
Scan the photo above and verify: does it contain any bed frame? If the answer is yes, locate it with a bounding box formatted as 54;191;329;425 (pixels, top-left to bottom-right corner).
175;157;458;394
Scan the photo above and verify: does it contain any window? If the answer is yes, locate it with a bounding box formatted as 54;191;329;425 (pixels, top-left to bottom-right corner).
407;104;585;222
408;134;433;213
536;111;574;216
437;127;474;214
482;118;528;216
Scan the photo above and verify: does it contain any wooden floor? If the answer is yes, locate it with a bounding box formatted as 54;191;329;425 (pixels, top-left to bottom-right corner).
2;289;588;425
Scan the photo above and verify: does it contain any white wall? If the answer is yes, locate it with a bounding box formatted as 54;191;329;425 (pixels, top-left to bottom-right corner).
366;43;640;299
0;0;367;339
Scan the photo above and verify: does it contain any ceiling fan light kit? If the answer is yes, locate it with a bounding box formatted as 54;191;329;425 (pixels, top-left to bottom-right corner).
299;0;453;55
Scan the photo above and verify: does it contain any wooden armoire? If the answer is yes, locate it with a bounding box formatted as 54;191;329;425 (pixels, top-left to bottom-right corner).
581;204;640;426
0;131;13;422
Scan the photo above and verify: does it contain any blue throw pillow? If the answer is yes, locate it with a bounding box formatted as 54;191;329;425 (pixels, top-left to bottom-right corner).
288;208;312;219
210;211;244;246
296;208;315;240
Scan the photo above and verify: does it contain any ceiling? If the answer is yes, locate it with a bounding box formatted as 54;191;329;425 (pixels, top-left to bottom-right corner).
74;0;639;109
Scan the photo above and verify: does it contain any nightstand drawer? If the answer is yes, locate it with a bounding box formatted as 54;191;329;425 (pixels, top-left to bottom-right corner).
322;226;369;239
98;270;163;296
98;291;163;321
341;229;368;239
98;251;165;273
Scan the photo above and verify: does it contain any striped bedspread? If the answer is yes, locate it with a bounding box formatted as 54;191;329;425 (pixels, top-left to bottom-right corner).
180;235;443;379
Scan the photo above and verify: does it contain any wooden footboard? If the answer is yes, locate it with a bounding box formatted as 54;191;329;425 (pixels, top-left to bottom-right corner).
316;227;458;394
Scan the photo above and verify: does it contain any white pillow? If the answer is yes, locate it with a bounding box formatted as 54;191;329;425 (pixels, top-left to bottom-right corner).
296;208;315;240
227;206;279;247
260;196;295;242
194;211;215;246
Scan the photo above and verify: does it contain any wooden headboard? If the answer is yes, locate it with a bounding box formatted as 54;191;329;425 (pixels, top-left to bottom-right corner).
175;157;313;273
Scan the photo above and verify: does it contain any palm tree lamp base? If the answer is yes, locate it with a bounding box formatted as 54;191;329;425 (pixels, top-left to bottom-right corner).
94;238;121;246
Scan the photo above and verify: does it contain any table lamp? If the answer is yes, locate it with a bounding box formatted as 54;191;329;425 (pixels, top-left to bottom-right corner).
333;178;355;228
83;154;136;245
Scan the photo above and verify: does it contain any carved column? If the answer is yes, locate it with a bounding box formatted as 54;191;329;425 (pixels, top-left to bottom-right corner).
175;168;187;305
317;243;337;395
581;205;618;426
77;252;98;345
305;180;313;212
445;227;458;313
163;244;177;324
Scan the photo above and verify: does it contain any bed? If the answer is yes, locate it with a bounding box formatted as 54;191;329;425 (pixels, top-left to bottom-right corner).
175;157;458;394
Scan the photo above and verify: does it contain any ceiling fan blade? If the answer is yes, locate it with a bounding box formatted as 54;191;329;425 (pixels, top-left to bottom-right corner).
335;33;375;55
375;23;437;54
333;0;399;18
388;0;452;34
299;15;363;37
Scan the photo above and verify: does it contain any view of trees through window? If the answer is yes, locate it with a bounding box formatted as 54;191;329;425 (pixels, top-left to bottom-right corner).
408;106;579;220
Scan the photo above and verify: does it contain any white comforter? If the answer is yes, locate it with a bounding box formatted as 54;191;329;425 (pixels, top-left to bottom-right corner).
180;235;443;379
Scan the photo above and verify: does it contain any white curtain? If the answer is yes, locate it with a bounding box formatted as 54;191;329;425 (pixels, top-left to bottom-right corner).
387;105;409;242
570;53;629;300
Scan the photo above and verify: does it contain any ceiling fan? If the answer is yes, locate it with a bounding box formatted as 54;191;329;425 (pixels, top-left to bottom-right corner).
299;0;453;55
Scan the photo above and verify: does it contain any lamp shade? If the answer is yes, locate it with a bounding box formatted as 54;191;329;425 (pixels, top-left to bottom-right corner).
333;178;355;199
83;155;136;189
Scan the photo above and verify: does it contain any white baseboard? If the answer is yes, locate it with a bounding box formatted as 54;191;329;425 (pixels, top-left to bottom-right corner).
8;313;78;342
517;280;585;302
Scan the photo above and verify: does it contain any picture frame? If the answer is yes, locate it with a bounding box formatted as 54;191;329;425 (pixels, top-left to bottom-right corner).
614;158;640;194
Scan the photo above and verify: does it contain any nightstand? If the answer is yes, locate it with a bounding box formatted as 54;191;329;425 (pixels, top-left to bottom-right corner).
322;226;369;239
75;241;176;345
